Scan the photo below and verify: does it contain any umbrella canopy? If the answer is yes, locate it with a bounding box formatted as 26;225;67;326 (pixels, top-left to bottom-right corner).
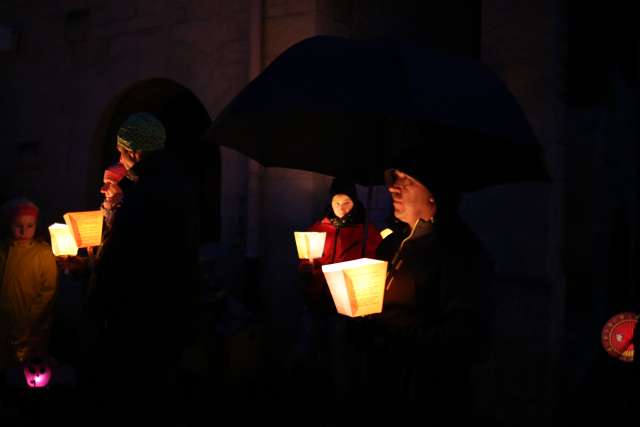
207;35;548;189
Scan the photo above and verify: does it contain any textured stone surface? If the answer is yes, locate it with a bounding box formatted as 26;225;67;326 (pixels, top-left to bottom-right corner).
265;0;314;18
0;0;250;228
262;6;315;66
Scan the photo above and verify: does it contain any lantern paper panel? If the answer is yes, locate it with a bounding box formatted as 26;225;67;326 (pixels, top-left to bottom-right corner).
48;223;79;256
294;231;326;260
63;210;103;248
322;258;388;317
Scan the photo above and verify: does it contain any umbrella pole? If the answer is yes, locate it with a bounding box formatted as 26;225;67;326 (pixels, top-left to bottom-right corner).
361;186;374;258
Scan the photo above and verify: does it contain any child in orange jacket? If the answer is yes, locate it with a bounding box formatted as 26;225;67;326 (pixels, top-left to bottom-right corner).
0;197;58;369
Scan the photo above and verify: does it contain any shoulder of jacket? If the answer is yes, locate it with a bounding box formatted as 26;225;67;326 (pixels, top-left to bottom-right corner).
33;239;51;249
313;218;333;228
32;240;56;257
366;223;381;232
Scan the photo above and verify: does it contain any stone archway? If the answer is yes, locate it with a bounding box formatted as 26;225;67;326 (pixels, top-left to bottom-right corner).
90;78;220;242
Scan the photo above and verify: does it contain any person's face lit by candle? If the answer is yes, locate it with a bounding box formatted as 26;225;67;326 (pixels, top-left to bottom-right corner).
101;181;123;209
10;215;37;242
331;194;354;219
386;169;436;226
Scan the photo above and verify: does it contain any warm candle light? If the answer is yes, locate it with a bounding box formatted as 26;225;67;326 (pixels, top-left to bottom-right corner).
322;258;388;317
293;231;326;260
48;223;79;256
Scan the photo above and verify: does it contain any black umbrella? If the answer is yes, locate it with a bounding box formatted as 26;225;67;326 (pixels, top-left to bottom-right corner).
207;35;548;189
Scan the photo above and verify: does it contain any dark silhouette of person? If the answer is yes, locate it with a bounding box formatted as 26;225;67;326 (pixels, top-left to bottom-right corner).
91;112;200;424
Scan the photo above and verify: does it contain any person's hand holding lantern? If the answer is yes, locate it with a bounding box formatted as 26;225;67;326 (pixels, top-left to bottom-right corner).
55;255;90;278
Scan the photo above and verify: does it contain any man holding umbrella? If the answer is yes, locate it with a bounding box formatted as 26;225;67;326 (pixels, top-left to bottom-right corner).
351;145;496;423
207;35;548;421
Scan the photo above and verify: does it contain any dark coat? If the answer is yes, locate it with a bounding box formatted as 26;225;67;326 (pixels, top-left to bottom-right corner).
96;151;199;341
353;214;494;421
92;151;199;409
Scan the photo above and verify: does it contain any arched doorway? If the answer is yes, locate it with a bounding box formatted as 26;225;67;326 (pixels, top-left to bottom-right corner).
90;78;220;242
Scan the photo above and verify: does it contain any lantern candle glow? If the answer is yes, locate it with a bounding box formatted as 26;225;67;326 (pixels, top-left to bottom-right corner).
322;258;388;317
294;231;326;260
48;223;79;256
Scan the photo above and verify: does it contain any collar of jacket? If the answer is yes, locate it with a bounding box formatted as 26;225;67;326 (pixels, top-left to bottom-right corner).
386;218;434;289
125;168;139;183
407;218;434;241
328;212;359;228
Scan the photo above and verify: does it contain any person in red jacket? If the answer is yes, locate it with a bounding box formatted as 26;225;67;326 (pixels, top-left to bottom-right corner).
299;178;382;312
295;177;382;417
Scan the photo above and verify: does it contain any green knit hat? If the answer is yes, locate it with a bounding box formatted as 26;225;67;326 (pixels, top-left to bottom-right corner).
116;112;166;152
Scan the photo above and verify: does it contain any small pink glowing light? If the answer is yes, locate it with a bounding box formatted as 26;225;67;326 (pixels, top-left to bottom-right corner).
23;357;52;389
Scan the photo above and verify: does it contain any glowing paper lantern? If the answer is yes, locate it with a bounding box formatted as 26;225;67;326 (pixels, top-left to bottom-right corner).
294;231;326;260
63;210;103;248
321;258;388;317
48;223;79;256
23;357;52;389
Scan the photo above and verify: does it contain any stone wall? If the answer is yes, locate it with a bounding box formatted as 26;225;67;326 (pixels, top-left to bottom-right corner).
0;0;251;242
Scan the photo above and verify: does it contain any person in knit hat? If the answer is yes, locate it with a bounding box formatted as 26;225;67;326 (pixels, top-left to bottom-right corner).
115;112;167;176
0;197;58;370
117;112;166;152
90;111;200;423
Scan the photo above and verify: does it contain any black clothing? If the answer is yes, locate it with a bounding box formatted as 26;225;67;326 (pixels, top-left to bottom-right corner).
353;215;494;422
91;151;200;423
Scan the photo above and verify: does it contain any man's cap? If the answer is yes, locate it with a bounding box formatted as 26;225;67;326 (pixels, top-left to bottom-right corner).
384;143;461;214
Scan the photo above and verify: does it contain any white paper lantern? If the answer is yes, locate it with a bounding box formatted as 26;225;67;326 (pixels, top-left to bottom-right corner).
293;231;326;260
48;223;78;256
322;258;388;317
